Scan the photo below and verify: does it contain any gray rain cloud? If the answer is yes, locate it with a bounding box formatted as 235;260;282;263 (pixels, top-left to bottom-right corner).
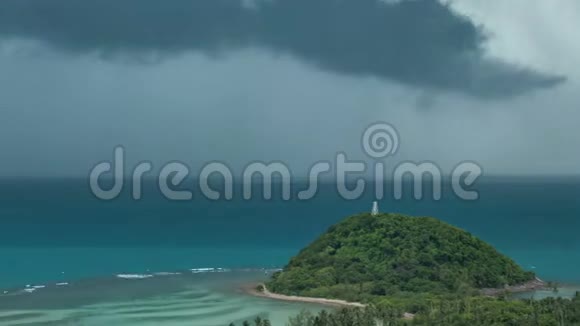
0;0;565;99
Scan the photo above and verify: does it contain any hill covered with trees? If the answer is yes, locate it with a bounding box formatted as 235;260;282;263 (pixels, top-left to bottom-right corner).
268;213;534;301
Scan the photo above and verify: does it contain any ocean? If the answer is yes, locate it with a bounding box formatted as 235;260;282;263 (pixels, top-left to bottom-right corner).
0;270;324;325
0;177;579;324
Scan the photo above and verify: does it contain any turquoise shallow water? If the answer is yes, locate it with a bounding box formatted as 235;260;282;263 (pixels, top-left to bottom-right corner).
0;271;324;326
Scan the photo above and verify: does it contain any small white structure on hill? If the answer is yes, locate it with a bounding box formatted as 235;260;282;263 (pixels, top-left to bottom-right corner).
371;201;379;216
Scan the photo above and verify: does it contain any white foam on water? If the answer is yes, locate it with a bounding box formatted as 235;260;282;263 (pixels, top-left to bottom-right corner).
20;284;45;293
116;274;154;279
190;267;230;273
153;272;182;276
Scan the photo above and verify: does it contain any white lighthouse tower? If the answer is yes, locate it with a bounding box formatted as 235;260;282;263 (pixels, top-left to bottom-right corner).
371;201;379;216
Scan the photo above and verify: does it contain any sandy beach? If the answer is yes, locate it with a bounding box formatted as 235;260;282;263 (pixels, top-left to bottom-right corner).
243;283;366;308
244;284;418;321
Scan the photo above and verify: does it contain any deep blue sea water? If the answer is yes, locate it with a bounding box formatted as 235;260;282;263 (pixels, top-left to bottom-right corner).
1;177;579;289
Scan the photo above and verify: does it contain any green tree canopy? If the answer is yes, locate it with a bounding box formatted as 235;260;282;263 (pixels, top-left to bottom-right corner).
268;213;534;301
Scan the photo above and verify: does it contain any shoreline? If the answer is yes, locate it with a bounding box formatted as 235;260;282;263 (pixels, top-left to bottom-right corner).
243;284;417;320
242;283;366;308
244;278;552;309
481;277;548;297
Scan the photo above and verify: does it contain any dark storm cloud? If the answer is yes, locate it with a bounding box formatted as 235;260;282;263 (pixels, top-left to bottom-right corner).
0;0;565;98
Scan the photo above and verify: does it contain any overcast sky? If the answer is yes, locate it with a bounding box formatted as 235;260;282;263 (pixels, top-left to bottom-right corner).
0;0;578;177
